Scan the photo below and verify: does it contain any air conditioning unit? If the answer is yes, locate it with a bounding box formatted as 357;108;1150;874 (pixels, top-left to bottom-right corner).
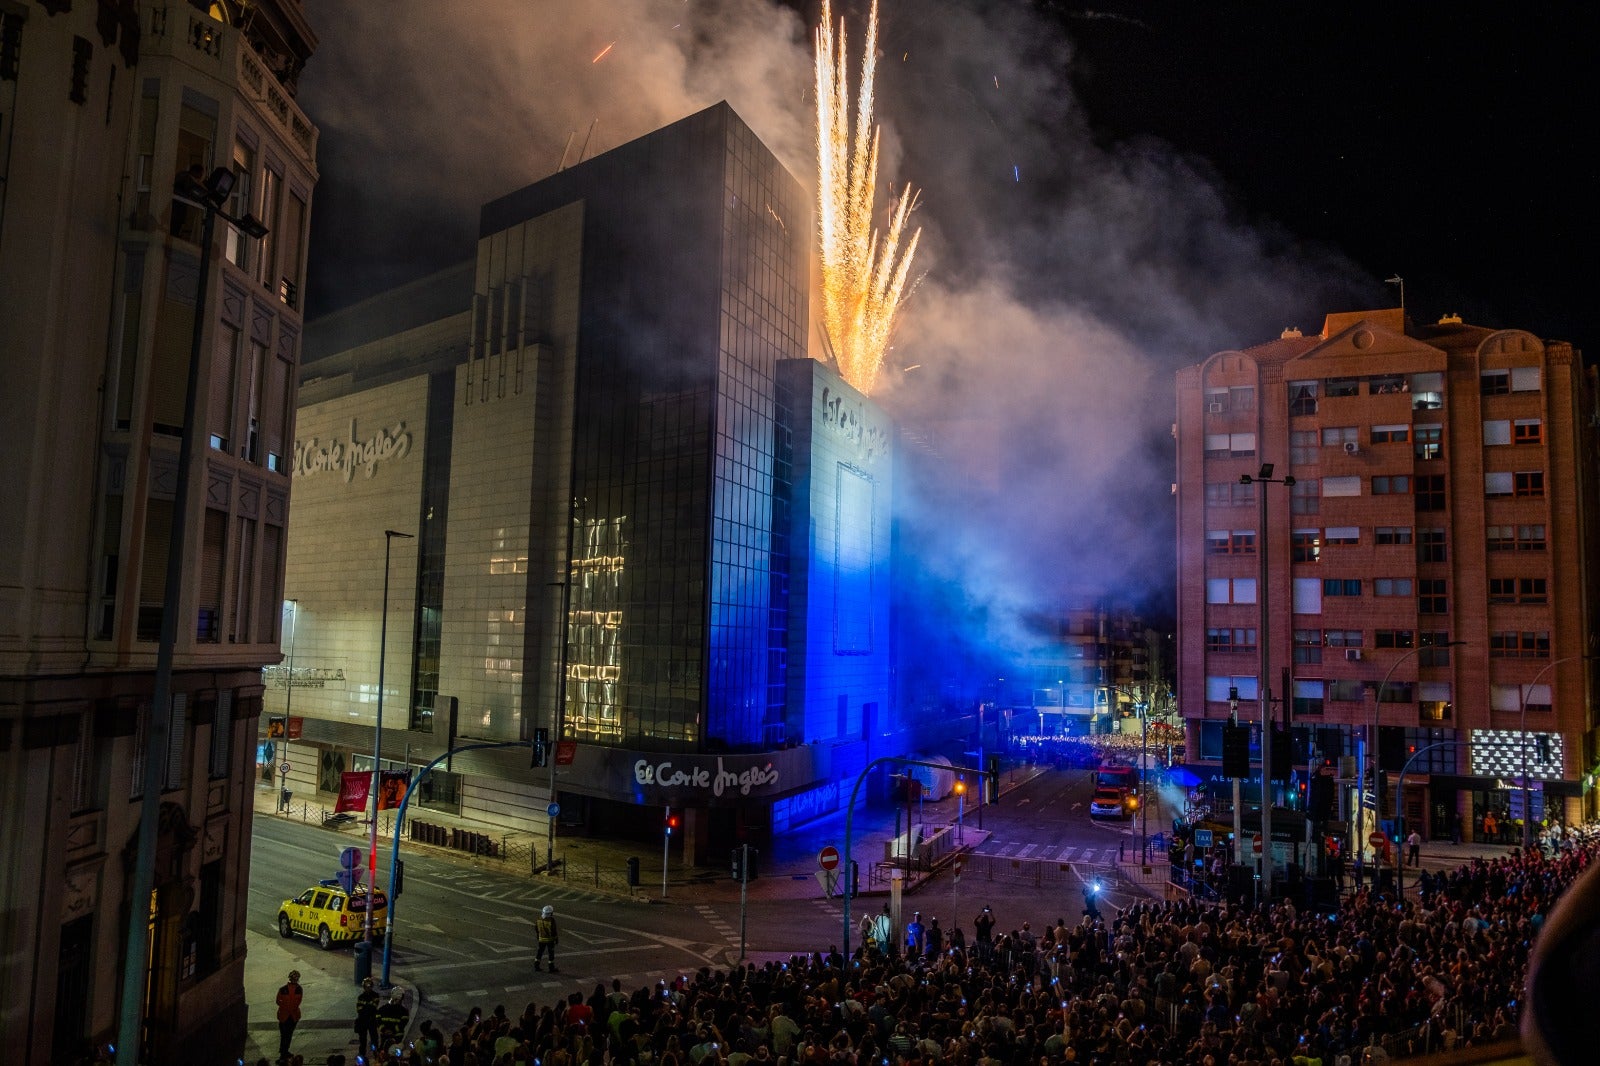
1207;402;1224;413
1345;648;1363;662
1343;440;1360;455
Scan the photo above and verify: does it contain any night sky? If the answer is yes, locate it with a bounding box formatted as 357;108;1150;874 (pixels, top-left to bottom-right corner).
297;1;1594;645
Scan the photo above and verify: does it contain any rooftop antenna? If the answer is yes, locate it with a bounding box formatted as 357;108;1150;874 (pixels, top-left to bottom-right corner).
576;119;599;164
1385;275;1405;318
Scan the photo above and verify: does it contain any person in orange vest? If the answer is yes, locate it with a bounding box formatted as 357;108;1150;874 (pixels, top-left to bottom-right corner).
1483;810;1498;843
275;969;303;1064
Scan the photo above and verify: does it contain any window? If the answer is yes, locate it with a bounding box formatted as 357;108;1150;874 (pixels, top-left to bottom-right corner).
1323;629;1362;647
1323;578;1361;597
1419;632;1454;667
1293;577;1323;614
1514;419;1543;444
1325;526;1358;545
1490;684;1549;713
1327;680;1365;703
1488;578;1517;604
255;165;281;290
1376;526;1413;545
1371;424;1409;443
1487;525;1514;552
1373;476;1410;495
1322;476;1360;497
1411;372;1444;411
1205;388;1229;412
1418;684;1453;722
1290;429;1318;465
1375;629;1415;649
1203;433;1256;458
1515;471;1545;498
1293;679;1324;717
1230;386;1255;411
1490;631;1549;658
208;691;233;779
1291;530;1321;563
1481;370;1510;395
1512;366;1541;392
1294;629;1323;665
1417;528;1446;563
1369;375;1406;395
1206;627;1257;651
1205;483;1233;506
1485;472;1513;497
1324;378;1360;398
1378;681;1415;704
1483;419;1510;446
1374;578;1412;597
1291;479;1319;514
1206;676;1258;701
1206;530;1256;555
1414;424;1443;460
1520;578;1548;604
223;140;254;269
1321;426;1358;446
1207;578;1256;604
1232;481;1256;505
1419;579;1447;614
1415;475;1446;511
280;192;307;309
1289;381;1318;416
1517;524;1547;551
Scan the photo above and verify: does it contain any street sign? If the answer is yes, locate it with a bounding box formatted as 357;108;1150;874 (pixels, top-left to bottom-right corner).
1368;831;1387;849
339;846;361;871
546;802;561;819
1252;834;1263;854
953;856;963;883
1194;829;1214;848
279;762;291;777
818;845;840;871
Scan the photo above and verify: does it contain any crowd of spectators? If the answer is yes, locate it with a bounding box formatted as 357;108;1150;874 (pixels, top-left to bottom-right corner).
365;826;1596;1066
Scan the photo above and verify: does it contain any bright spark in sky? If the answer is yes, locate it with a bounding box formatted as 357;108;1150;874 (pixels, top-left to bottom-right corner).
815;0;921;397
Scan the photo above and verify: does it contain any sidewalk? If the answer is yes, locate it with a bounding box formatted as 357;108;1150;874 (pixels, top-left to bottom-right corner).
240;928;417;1065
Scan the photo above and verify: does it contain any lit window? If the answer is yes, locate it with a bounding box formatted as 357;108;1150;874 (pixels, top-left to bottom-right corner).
1291;530;1321;563
1414;424;1443;460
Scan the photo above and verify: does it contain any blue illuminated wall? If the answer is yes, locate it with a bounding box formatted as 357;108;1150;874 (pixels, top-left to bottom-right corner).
778;359;895;748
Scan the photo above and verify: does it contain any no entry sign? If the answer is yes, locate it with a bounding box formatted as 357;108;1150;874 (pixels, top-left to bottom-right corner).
819;845;840;871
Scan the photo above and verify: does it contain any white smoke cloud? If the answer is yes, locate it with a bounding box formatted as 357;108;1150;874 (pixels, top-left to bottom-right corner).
299;0;1372;671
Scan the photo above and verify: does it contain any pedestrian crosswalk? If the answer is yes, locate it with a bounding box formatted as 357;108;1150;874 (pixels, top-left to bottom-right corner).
441;873;612;907
972;841;1122;865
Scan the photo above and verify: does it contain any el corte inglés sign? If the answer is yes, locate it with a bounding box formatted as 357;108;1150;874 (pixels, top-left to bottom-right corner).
293;419;412;482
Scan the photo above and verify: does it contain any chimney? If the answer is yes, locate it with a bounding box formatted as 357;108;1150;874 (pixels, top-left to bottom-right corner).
1280;327;1303;339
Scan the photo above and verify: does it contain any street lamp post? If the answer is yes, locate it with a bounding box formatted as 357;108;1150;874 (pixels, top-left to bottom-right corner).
1361;641;1464;883
116;168;266;1066
1238;463;1293;896
1518;654;1593;849
368;529;414;948
280;599;298;809
1394;739;1464;895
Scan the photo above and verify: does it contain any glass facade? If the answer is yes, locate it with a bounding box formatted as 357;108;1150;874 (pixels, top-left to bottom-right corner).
499;104;806;753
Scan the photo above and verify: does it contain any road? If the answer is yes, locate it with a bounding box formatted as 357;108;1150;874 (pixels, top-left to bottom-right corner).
248;766;1165;1031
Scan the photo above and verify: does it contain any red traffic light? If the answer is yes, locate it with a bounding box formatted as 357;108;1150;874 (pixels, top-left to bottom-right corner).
665;814;680;834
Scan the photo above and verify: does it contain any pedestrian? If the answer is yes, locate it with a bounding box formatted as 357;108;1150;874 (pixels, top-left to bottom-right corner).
905;911;925;956
376;987;410;1053
872;904;893;958
1406;829;1422;867
354;975;380;1061
275;969;303;1064
1482;810;1498;844
925;916;943;958
974;905;995;961
536;904;560;972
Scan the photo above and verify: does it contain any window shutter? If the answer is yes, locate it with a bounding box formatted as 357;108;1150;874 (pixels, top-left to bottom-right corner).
165;693;188;790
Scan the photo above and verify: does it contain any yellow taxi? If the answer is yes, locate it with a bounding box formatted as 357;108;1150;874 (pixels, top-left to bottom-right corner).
277;879;387;949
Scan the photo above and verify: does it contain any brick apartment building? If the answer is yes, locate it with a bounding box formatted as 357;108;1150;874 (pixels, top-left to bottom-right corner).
1175;309;1599;856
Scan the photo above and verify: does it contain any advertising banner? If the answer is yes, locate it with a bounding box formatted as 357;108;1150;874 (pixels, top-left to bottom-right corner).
334;772;369;813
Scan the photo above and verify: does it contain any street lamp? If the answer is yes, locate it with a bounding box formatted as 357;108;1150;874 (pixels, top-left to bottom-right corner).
279;599;299;810
116;166;267;1066
1238;463;1293;895
1518;654;1594;849
1360;640;1465;882
368;529;414;949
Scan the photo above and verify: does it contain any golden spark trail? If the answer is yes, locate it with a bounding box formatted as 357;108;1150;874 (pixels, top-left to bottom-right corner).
592;41;617;63
815;0;921;396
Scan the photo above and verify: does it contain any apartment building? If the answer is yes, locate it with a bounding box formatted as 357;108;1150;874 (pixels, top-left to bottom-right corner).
1175;309;1598;849
0;4;318;1061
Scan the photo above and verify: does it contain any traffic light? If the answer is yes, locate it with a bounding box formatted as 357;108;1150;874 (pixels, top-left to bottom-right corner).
531;727;550;768
1222;722;1250;779
731;844;759;883
731;847;744;882
1270;725;1292;782
393;859;405;897
665;812;680;835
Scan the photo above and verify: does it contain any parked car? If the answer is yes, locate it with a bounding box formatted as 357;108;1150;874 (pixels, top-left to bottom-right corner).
278;879;387;949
